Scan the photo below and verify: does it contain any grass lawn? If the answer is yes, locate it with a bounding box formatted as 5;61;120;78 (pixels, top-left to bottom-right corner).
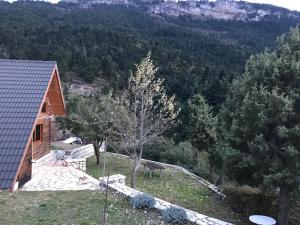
87;153;243;225
0;191;166;225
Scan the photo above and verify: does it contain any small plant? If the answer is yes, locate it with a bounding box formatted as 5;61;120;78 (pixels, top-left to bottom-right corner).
162;206;187;224
130;193;156;209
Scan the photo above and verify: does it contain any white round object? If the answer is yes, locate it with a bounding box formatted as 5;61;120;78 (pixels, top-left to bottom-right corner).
249;215;276;225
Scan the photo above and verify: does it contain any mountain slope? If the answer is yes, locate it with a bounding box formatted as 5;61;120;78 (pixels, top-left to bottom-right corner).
0;1;298;105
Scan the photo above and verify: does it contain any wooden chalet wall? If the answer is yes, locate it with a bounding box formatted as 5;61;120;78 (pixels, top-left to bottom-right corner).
32;70;65;160
18;142;32;187
47;71;65;116
32;117;51;160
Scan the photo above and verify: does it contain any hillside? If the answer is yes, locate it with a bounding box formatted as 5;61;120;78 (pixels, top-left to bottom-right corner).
0;1;298;104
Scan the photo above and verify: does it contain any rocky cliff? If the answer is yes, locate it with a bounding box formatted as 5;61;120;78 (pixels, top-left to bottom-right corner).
60;0;300;21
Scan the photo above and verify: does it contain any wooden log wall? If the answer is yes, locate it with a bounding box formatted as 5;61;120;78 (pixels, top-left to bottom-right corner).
18;142;32;187
32;118;50;160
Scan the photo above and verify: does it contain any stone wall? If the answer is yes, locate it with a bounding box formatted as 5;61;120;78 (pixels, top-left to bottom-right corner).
100;174;233;225
32;143;94;174
70;144;95;159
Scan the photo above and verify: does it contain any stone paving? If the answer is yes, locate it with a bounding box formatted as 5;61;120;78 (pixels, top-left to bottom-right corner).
22;165;100;191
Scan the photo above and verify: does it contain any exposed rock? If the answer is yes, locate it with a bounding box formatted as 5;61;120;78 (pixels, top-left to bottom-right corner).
59;0;300;21
66;77;107;97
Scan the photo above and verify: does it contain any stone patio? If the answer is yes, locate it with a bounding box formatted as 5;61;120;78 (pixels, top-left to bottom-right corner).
20;144;100;191
22;165;100;191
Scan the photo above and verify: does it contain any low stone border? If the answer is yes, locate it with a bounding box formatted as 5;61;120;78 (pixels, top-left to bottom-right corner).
107;152;224;198
100;174;234;225
99;174;126;185
69;144;95;159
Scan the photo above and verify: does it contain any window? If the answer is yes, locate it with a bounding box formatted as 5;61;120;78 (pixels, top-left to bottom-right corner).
41;102;47;113
33;124;43;143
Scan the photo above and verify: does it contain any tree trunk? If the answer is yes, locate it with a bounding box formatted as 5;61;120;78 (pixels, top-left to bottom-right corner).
93;141;101;165
131;93;144;189
278;185;289;225
131;157;140;189
102;138;107;183
131;96;138;189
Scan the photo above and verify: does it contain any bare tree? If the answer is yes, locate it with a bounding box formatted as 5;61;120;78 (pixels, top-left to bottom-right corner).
61;53;178;189
107;53;179;188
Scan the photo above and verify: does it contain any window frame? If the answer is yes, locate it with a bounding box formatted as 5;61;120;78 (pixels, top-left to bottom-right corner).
33;124;43;143
41;102;47;113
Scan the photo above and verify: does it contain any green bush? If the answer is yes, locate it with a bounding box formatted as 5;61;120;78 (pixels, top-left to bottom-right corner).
143;137;168;161
223;184;277;216
161;206;187;224
144;137;212;178
144;137;197;169
130;194;156;209
161;141;196;168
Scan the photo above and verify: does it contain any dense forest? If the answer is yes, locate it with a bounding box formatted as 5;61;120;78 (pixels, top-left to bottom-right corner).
0;1;299;105
62;27;300;225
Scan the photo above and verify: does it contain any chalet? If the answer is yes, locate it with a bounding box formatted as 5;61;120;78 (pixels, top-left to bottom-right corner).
0;59;65;191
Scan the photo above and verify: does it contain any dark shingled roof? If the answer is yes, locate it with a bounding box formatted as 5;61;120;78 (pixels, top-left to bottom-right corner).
0;59;56;189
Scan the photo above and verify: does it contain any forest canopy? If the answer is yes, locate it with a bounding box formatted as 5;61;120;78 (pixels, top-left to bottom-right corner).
0;1;299;105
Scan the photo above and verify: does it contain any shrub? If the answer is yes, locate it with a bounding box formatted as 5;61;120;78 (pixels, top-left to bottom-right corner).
162;206;187;224
223;184;277;216
160;140;196;168
144;138;198;173
143;137;164;161
130;194;156;209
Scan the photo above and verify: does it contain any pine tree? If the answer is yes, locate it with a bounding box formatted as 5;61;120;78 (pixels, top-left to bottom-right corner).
183;95;219;180
222;27;300;225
